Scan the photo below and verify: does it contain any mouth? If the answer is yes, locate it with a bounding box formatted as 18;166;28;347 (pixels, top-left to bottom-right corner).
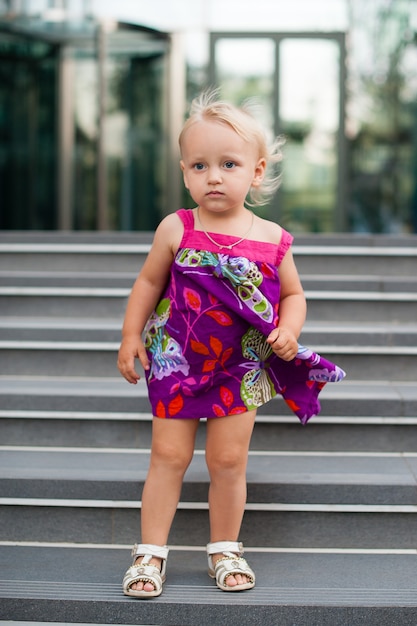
207;191;224;197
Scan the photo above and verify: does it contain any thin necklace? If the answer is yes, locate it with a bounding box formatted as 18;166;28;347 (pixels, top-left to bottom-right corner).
196;208;254;250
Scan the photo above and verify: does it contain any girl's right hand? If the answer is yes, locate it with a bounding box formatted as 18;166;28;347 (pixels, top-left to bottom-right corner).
117;337;150;384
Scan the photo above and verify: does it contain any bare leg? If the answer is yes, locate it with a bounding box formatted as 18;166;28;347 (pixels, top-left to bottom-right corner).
132;417;199;592
205;410;256;587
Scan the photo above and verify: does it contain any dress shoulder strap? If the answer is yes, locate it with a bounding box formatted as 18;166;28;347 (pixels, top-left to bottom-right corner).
176;208;194;231
276;228;294;265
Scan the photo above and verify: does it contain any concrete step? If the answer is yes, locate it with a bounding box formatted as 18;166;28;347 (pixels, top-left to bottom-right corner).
302;275;417;293
0;242;148;272
2;446;417;505
1;237;417;276
2;318;417;346
1;544;416;625
0;288;128;318
1;447;417;547
0;317;123;342
294;246;417;277
1;286;416;321
0;270;137;289
2;270;417;294
1;376;416;418
0;231;152;244
1;231;416;246
304;291;417;323
4;495;417;547
300;321;417;346
2;318;417;381
2;499;416;548
2;410;417;452
2;339;417;380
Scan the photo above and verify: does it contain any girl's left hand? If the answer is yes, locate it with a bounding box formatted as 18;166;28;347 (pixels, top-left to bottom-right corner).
267;326;298;361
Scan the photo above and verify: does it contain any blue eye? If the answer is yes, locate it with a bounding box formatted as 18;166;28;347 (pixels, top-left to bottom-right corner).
194;163;205;170
224;161;236;169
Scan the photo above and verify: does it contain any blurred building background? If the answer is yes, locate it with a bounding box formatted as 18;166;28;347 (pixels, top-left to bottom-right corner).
0;0;416;234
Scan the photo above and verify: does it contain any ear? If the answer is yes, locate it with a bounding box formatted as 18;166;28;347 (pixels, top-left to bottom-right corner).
251;157;266;188
180;160;189;189
252;157;266;187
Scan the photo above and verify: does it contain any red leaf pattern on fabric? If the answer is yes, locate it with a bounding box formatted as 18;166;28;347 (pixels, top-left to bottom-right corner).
221;347;233;365
184;287;201;313
284;398;300;413
203;359;217;372
168;394;184;416
220;386;234;408
190;339;210;355
205;310;233;326
209;335;223;357
156;400;166;418
208;293;219;305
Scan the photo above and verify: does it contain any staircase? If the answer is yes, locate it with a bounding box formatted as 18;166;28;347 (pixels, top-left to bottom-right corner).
1;230;417;626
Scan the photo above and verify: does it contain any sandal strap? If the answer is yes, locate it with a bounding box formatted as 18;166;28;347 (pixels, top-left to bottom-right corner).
131;543;169;578
132;543;169;560
207;541;243;556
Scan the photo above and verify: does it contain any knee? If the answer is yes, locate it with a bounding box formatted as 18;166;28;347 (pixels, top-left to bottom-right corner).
206;447;246;479
151;439;194;474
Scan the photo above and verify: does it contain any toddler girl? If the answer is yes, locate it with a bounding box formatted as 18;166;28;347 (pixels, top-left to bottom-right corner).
117;91;345;598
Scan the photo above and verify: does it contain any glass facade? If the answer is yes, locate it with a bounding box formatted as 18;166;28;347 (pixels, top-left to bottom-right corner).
70;27;168;231
0;32;58;229
0;10;169;230
346;1;417;234
0;0;416;234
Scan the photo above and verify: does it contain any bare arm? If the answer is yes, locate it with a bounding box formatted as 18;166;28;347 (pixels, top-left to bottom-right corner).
117;213;182;383
266;249;306;361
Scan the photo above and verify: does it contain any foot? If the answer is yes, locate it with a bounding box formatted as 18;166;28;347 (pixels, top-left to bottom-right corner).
130;556;162;593
122;544;169;598
211;552;251;588
207;542;255;591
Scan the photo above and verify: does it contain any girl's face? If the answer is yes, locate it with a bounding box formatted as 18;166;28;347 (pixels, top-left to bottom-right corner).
180;120;265;215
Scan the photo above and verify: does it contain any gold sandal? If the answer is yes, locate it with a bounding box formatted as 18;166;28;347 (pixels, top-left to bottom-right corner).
122;543;169;598
207;541;255;591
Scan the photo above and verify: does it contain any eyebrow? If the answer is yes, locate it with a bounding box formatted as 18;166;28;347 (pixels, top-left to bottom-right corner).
186;152;243;162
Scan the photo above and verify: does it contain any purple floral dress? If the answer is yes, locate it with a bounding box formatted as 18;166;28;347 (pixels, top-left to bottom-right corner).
144;209;345;424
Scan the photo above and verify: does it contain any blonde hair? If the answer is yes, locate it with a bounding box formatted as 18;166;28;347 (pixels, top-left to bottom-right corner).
179;90;284;207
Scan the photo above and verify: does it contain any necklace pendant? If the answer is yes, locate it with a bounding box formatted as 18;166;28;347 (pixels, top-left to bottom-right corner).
196;207;254;252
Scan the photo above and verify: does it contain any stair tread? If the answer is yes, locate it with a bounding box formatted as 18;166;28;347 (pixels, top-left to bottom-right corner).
2;272;417;294
0;545;416;625
3;318;417;349
1;376;416;402
1;448;417;505
1;377;417;421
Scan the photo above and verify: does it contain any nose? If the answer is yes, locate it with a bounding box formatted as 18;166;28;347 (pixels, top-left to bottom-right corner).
207;166;222;184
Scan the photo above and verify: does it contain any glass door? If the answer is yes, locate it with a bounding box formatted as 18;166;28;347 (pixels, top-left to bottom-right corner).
209;32;346;233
